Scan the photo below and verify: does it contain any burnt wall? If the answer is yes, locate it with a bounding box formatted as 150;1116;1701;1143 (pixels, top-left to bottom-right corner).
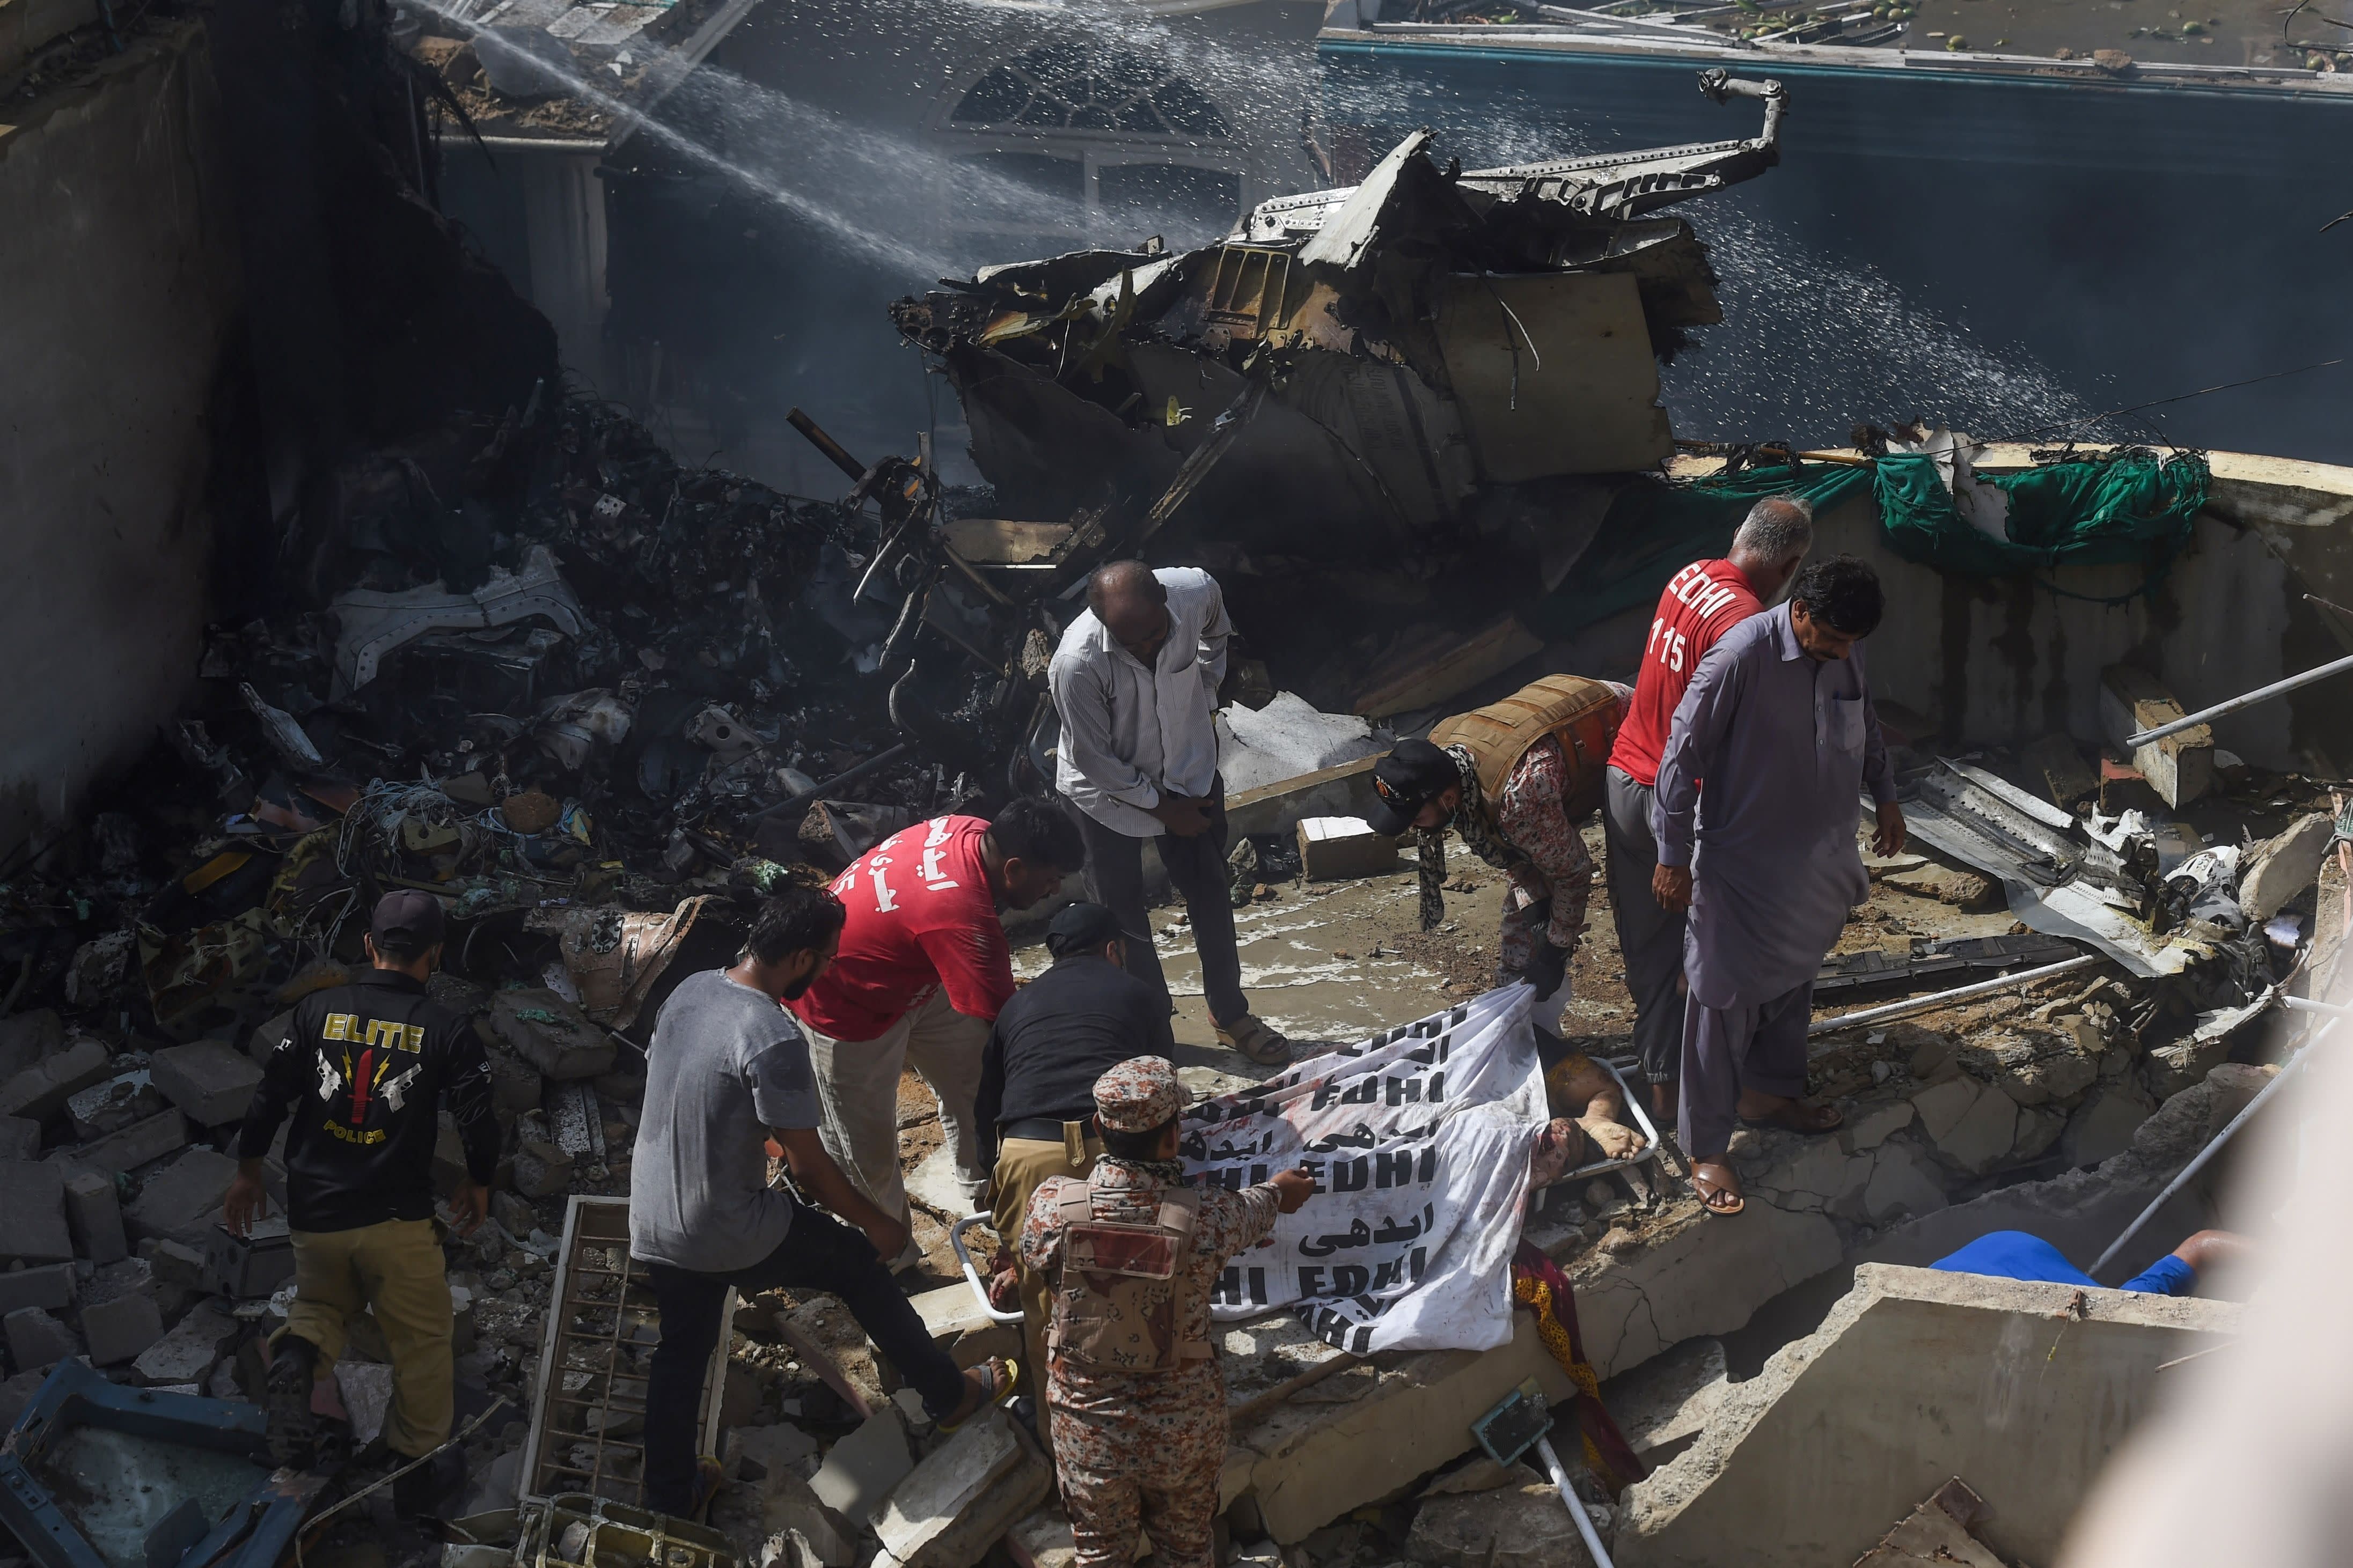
0;21;243;857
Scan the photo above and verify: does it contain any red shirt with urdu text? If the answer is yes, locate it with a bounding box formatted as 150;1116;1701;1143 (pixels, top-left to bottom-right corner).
789;815;1015;1041
1607;557;1764;789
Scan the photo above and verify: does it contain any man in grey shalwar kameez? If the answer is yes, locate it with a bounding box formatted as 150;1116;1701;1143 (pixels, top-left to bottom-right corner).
1651;556;1907;1215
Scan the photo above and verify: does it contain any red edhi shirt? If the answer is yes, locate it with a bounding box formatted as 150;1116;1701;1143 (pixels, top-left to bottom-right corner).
789;814;1015;1042
1607;557;1765;789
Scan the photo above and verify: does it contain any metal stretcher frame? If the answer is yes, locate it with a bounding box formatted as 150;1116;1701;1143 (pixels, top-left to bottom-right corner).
522;1195;734;1506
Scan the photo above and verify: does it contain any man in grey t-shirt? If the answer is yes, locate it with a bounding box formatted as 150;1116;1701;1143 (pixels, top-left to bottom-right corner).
631;886;1014;1519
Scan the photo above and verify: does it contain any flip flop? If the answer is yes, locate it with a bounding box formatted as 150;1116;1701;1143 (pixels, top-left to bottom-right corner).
1690;1161;1746;1217
1739;1098;1844;1135
939;1356;1020;1433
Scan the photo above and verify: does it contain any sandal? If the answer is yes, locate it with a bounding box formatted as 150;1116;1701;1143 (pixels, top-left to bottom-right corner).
939;1356;1020;1433
1739;1097;1844;1135
1218;1013;1291;1066
1690;1161;1746;1217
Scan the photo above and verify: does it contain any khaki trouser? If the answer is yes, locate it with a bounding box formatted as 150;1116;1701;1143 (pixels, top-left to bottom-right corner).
804;988;993;1234
992;1128;1101;1445
278;1217;452;1458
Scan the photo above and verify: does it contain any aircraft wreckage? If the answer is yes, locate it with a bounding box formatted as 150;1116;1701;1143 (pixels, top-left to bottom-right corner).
891;69;1787;568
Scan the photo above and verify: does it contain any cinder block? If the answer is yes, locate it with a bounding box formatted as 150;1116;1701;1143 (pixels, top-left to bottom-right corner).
3;1306;78;1370
0;1262;76;1316
63;1169;128;1264
201;1221;295;1299
0;1116;38;1160
0;1161;72;1265
0;1010;62;1083
131;1302;238;1387
61;1109;188;1175
140;1238;207;1286
0;1037;113;1122
123;1147;240;1247
247;1010;295;1066
81;1289;165;1366
151;1042;263;1128
1295;816;1400;882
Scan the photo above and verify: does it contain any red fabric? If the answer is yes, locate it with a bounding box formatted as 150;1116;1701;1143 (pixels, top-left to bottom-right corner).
789;815;1015;1040
1607;557;1764;788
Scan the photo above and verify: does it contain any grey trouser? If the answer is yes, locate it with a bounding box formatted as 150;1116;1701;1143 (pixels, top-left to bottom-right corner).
1061;779;1247;1028
803;988;992;1231
1603;765;1686;1085
1678;982;1813;1159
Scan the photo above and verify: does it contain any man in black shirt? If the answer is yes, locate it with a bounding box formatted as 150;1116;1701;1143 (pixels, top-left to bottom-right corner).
974;901;1171;1431
227;891;496;1517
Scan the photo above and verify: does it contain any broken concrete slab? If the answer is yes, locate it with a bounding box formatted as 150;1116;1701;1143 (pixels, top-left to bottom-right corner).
247;1010;295;1066
67;1068;163;1141
1908;1078;2018;1176
759;1466;864;1567
2239;810;2333;921
1407;1484;1595;1568
150;1040;264;1126
1843;1101;1915;1152
509;1138;574;1198
810;1405;913;1522
873;1408;1052;1568
1613;1264;2237;1568
0;1010;64;1082
132;1301;239;1386
61;1108;188;1175
0;1262;77;1315
486;989;617;1081
5;1305;78;1368
0;1035;113;1122
1857;1143;1948;1227
2059;1081;2158;1169
63;1168;128;1264
0;1159;74;1264
1235;1310;1580;1543
1600;1336;1727;1470
80;1287;165;1365
123;1146;240;1245
0;1115;37;1161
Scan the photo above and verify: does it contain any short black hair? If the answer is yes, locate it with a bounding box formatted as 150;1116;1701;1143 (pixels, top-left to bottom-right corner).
1101;1116;1178;1162
745;884;846;966
991;796;1087;873
1790;554;1885;637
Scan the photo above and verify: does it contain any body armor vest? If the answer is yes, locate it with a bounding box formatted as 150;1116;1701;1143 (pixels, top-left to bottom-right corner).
1427;674;1624;821
1049;1182;1211;1372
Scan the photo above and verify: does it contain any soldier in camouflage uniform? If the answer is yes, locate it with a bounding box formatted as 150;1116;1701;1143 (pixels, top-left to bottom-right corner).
1020;1058;1315;1568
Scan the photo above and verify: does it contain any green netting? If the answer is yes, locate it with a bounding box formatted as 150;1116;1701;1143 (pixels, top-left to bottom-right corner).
1521;448;2210;639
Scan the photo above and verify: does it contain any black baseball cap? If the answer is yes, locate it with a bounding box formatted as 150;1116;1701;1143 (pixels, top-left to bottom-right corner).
1366;739;1459;837
371;889;447;953
1047;901;1125;959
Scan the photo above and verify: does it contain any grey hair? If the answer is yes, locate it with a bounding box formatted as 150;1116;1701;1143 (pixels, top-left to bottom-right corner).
1731;494;1814;564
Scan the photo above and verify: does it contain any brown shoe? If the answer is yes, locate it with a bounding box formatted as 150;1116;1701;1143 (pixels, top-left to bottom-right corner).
1218;1013;1291;1066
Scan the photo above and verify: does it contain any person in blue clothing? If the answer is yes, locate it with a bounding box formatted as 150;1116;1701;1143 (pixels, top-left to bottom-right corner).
1932;1228;2248;1295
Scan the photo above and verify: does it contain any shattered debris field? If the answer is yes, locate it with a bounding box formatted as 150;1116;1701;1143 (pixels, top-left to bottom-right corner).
8;1;2353;1565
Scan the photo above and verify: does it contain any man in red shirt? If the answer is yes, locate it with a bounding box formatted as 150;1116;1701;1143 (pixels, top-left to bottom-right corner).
1603;496;1814;1118
791;798;1086;1268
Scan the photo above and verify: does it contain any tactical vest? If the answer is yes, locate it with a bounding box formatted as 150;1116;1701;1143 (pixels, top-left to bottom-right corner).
1049;1183;1211;1373
1427;674;1623;821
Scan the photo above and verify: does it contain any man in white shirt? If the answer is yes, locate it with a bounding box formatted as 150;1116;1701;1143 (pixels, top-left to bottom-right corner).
1049;562;1289;1066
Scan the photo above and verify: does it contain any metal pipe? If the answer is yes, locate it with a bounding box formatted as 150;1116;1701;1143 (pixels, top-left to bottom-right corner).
2127;649;2353;746
1534;1433;1617;1568
2282;994;2348;1015
787;407;868;483
1807;954;2098;1037
746;742;915;824
2088;1017;2323;1279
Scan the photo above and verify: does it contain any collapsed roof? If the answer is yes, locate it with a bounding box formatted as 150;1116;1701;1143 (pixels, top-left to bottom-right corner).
891;69;1786;557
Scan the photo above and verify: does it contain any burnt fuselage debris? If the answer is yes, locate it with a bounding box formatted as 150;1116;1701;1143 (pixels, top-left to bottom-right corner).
888;72;1786;709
